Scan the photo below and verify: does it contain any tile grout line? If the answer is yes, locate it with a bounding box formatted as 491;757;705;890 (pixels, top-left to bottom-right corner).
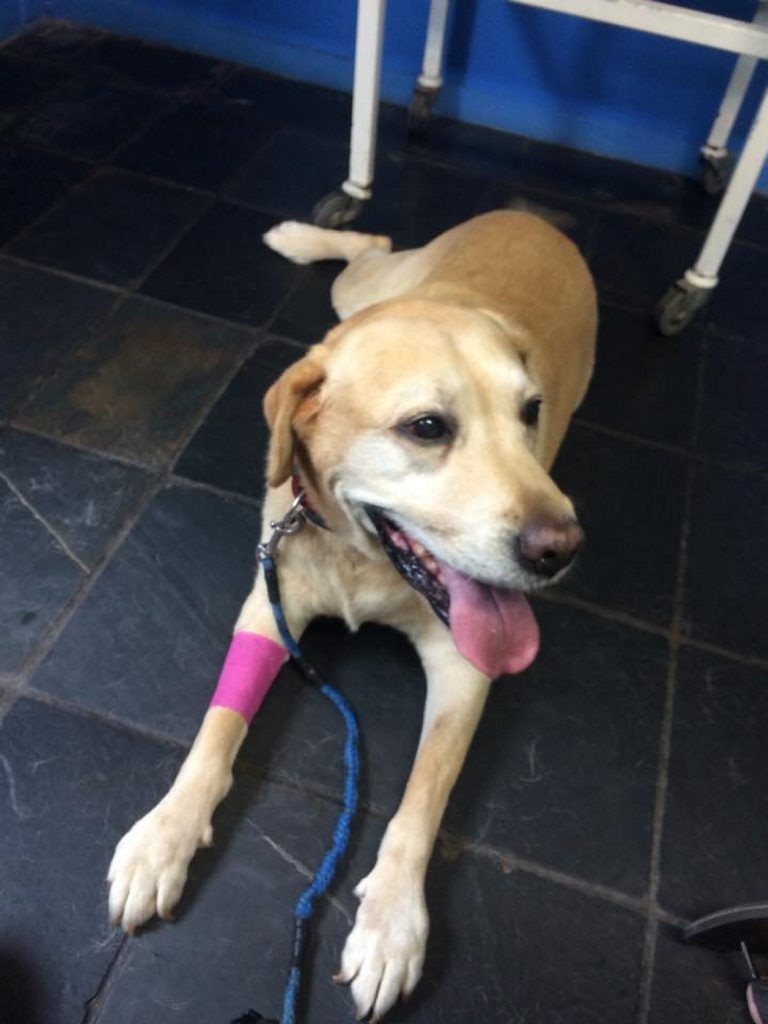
571;416;768;483
8;421;158;472
5;31;768;258
539;588;768;672
5;246;766;483
10;679;694;934
0;466;91;573
8;435;766;675
8;474;165;694
80;935;132;1024
634;317;710;1024
5;280;284;704
0;250;302;342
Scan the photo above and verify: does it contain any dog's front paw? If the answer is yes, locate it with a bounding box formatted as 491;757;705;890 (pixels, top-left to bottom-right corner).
107;799;212;933
335;869;428;1021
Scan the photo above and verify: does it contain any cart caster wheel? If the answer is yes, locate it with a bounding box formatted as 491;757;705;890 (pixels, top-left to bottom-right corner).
655;279;711;336
311;190;364;228
699;151;732;195
407;85;438;137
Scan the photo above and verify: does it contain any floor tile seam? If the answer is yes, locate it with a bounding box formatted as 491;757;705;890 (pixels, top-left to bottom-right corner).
0;249;124;295
0;685;20;727
8;420;157;473
213;122;294;198
0;49;80;124
2;19;105;63
0;465;91;572
20;683;192;750
0;44;219;104
681;634;768;672
571;416;768;482
0;249;279;340
528;588;767;669
241;758;677;925
168;472;266;511
0;680;699;937
0;159;105;253
440;831;656;919
0;94;185;238
9;290;129;422
80;934;132;1024
399;142;701;228
635;330;706;1024
0;135;98;175
123;191;219;294
14;475;166;687
163;325;273;481
537;588;671;641
635;645;680;1024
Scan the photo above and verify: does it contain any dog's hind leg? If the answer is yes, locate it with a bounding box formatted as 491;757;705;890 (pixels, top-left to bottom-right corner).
263;220;391;265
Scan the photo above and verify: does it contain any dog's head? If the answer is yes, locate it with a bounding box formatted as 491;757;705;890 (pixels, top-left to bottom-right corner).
264;298;586;679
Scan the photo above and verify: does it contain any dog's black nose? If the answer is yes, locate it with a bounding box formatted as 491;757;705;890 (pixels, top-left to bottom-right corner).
516;517;584;578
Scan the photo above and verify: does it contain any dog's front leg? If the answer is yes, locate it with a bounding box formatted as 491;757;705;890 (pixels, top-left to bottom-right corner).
337;626;490;1020
108;572;308;933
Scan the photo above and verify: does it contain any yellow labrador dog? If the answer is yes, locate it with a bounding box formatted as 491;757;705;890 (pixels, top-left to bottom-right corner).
108;211;597;1020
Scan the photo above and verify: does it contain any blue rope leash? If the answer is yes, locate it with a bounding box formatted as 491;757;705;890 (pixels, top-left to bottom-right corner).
230;529;359;1024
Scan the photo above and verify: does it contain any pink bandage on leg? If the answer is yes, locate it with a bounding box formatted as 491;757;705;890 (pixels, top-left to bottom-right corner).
209;632;287;724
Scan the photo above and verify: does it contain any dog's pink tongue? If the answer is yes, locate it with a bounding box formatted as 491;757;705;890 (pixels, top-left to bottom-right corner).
441;566;540;678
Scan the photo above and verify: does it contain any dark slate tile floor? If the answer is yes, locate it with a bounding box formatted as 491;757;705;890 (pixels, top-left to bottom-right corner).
1;20;766;1024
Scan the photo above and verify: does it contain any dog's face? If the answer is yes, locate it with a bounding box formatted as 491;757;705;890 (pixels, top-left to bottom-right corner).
265;300;583;679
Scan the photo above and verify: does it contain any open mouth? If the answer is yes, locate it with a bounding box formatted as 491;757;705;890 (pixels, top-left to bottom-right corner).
368;509;451;625
367;508;540;679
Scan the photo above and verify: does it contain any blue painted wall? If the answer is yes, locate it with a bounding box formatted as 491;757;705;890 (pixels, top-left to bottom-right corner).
0;0;22;40
33;0;768;186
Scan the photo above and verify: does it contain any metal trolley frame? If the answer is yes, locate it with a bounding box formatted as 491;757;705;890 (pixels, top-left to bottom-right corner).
312;0;768;334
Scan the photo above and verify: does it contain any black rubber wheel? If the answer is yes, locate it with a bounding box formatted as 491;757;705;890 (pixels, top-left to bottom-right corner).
311;190;364;228
699;153;732;196
655;282;710;336
407;86;438;138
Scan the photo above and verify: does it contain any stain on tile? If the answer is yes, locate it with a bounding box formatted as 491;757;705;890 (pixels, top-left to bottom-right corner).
176;336;305;500
15;297;255;466
0;260;115;419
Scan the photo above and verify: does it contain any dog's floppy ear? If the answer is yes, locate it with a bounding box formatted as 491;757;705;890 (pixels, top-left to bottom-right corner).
263;348;327;488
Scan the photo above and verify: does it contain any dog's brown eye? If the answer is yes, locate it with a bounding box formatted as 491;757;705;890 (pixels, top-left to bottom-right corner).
521;397;542;427
403;415;452;442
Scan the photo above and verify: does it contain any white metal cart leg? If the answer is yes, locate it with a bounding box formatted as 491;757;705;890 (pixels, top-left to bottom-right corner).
312;0;387;227
657;83;768;335
408;0;452;134
700;1;768;193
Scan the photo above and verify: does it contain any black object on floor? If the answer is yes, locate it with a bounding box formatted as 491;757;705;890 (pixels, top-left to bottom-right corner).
686;905;768;1024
